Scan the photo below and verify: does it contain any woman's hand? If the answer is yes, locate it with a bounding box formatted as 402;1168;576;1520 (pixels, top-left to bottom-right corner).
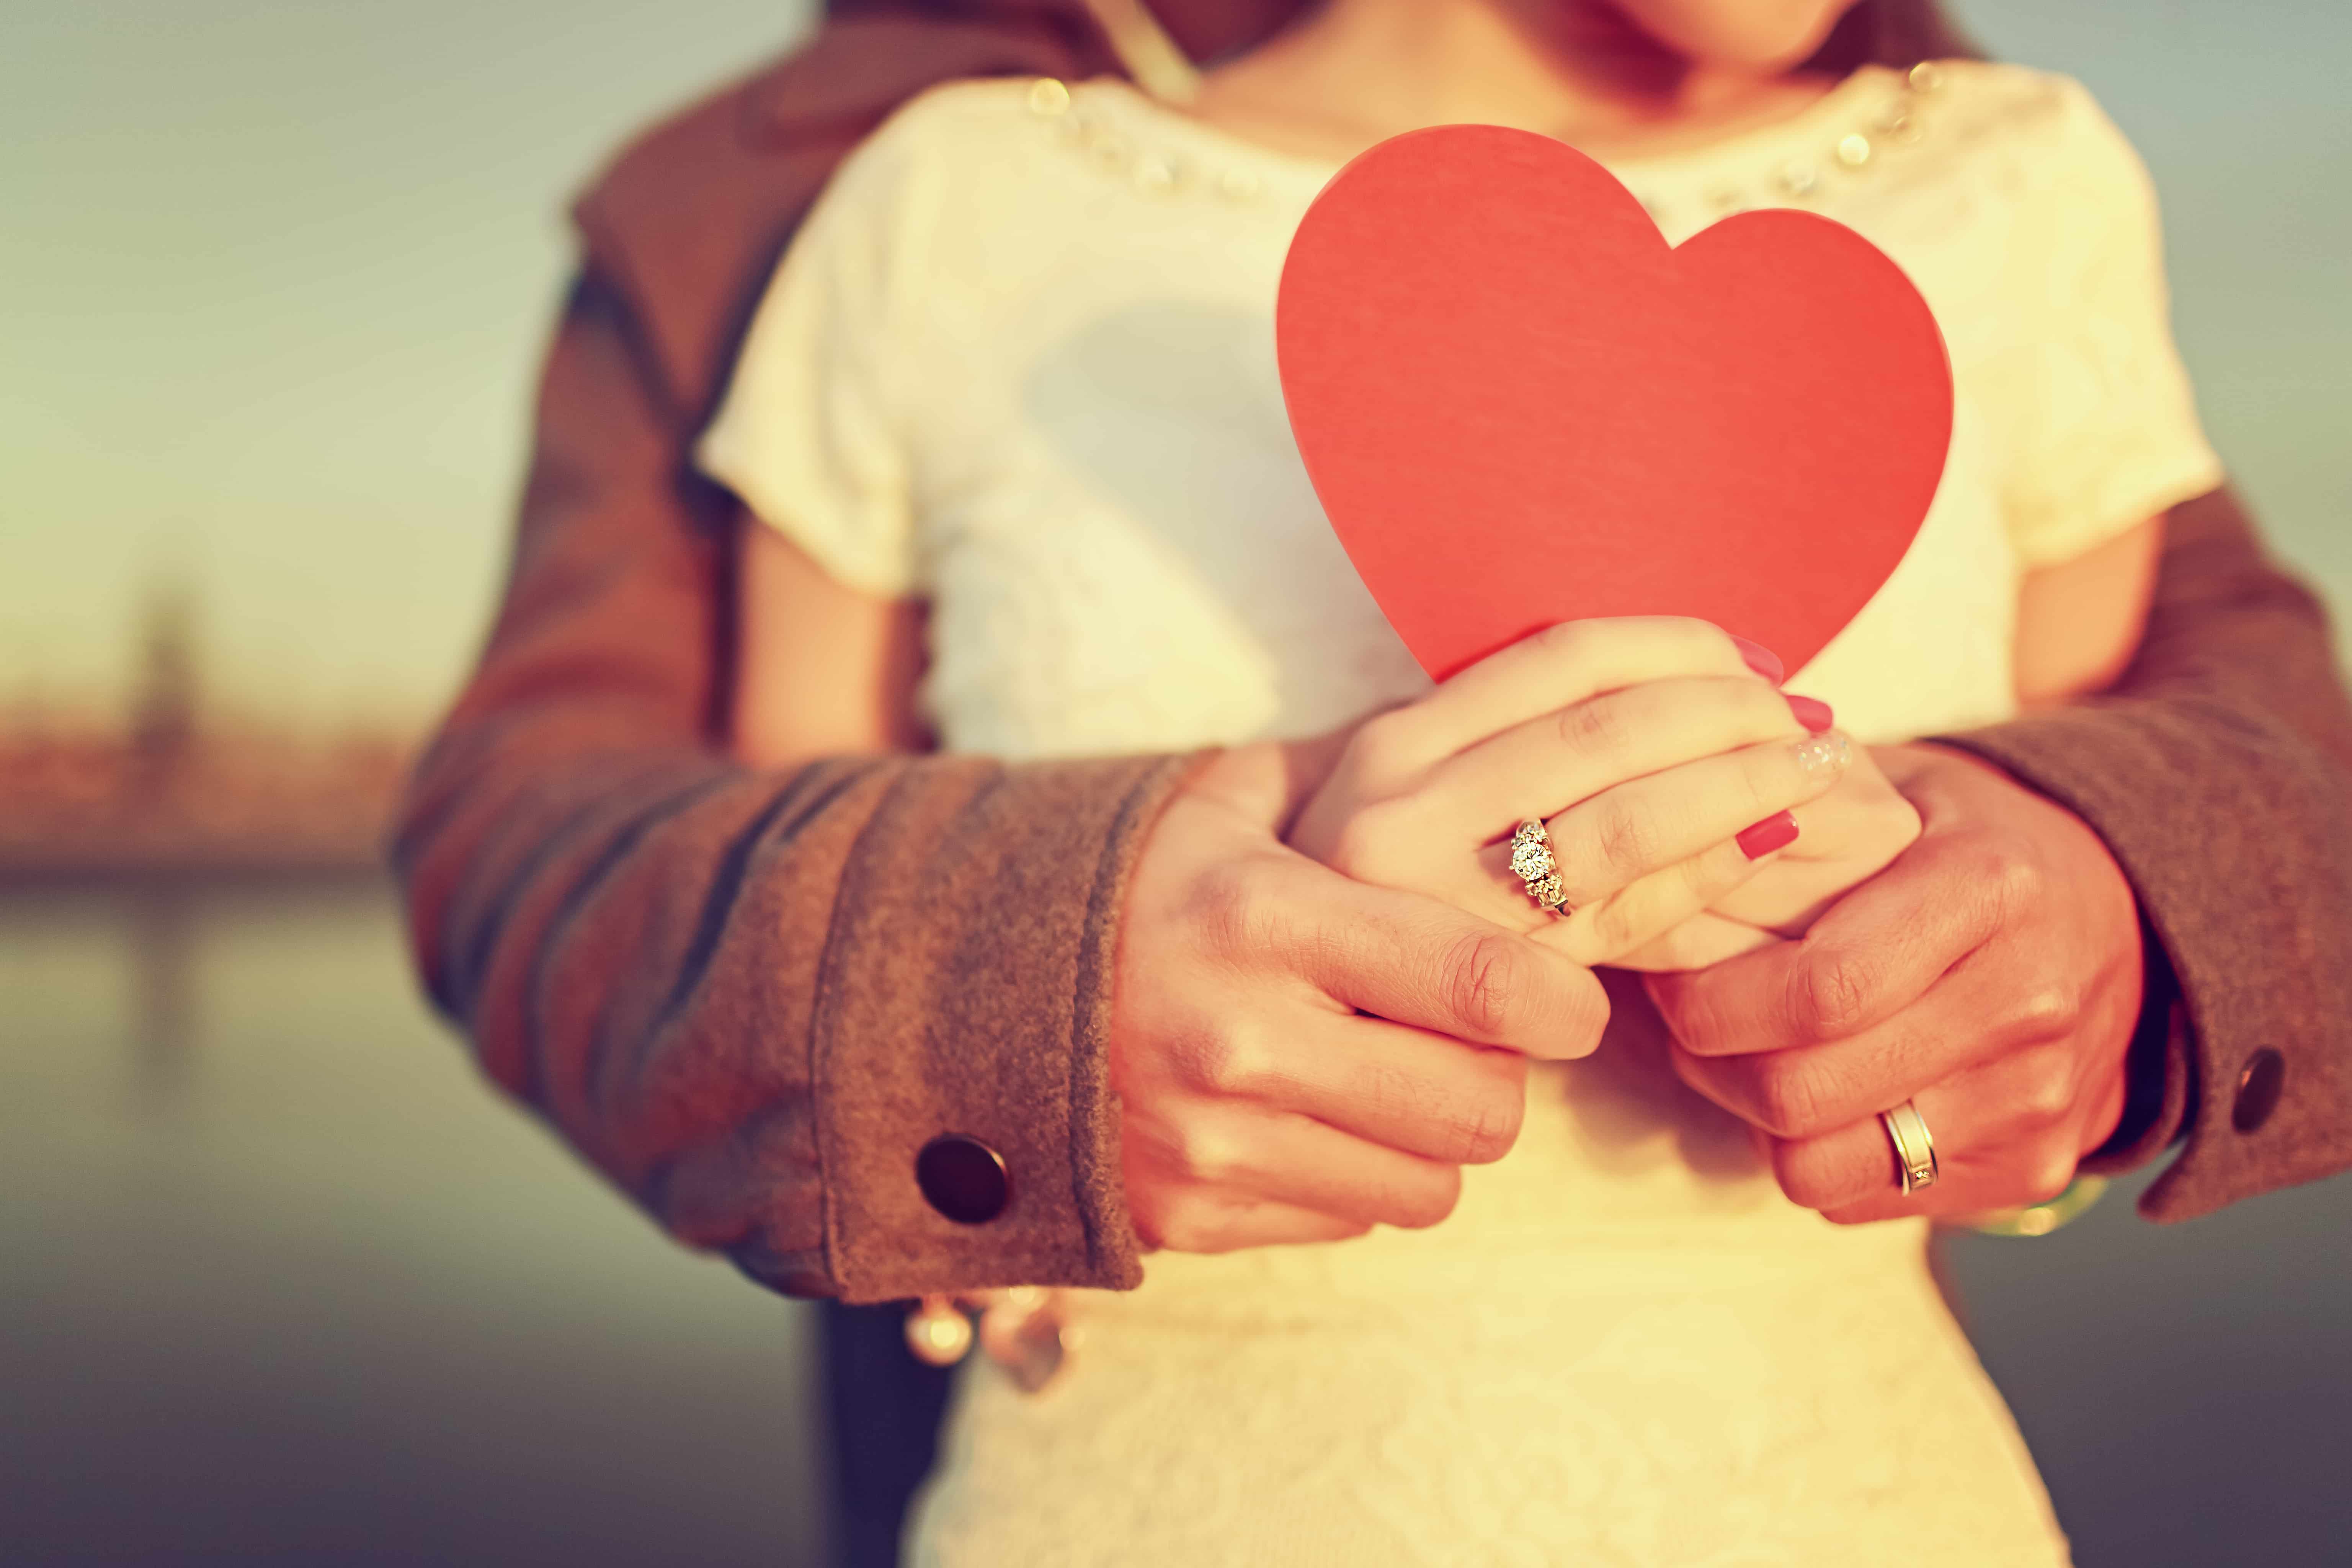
1287;618;1854;967
1612;743;1924;972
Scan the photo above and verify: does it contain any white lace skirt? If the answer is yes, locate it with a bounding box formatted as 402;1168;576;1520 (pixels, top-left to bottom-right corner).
906;1061;2071;1568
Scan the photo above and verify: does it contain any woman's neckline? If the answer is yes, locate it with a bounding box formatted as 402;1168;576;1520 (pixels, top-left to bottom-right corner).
1082;64;1899;187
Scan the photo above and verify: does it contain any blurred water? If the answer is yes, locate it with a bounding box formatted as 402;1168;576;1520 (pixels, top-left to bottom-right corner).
3;879;2345;1566
0;877;825;1567
1944;1158;2352;1564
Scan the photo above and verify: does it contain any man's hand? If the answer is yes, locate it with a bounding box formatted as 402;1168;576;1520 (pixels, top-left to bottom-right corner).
1111;742;1611;1253
1646;744;2145;1222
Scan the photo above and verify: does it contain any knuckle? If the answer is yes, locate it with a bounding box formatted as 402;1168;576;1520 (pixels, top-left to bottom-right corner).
1640;616;1719;662
1772;1142;1842;1212
1390;1167;1465;1230
2020;1145;2079;1205
1170;1124;1246;1186
1202;1027;1281;1099
1581;893;1646;963
1530;619;1594;664
1437;930;1526;1039
1754;1060;1832;1139
1586;801;1663;884
1150;1195;1227;1253
2014;1049;2080;1125
1742;678;1802;730
1674;616;1736;653
1557;694;1631;755
1740;737;1796;802
2002;981;2083;1043
1877;794;1926;846
1483;1043;1534;1094
1357;1060;1424;1125
1344;709;1421;784
1568;966;1612;1045
1792;950;1875;1040
1129;1200;1177;1251
1939;834;2008;892
1169;1022;1232;1092
1187;859;1276;957
1987;844;2050;922
1326;799;1414;884
1648;976;1718;1051
1449;1090;1526;1165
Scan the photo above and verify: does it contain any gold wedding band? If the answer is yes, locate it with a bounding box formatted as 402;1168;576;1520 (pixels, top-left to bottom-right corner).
1880;1099;1939;1195
1509;819;1571;916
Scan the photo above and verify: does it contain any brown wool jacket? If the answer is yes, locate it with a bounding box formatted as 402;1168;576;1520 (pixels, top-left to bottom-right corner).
396;0;2352;1305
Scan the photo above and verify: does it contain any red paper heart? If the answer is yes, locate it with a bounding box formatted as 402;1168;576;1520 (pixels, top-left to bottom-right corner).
1277;124;1951;681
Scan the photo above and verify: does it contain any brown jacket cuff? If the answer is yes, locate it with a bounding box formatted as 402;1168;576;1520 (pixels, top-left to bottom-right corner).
793;751;1203;1303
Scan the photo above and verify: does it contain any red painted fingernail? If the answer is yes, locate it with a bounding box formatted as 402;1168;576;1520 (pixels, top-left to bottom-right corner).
1785;694;1834;733
1738;810;1799;860
1730;635;1784;684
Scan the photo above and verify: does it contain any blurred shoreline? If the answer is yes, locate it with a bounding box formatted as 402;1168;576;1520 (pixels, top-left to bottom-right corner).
0;722;410;883
2;588;413;885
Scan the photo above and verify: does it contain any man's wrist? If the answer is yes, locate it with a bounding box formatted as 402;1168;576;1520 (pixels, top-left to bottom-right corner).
1902;740;2185;1170
2085;917;2190;1166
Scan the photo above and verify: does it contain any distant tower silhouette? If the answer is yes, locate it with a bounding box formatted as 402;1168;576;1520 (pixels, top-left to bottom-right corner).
131;580;199;799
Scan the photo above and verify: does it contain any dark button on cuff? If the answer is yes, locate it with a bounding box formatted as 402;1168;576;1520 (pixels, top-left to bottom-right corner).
2231;1048;2285;1134
917;1135;1011;1224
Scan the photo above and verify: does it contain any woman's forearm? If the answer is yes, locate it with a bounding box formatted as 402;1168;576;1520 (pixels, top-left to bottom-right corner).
732;519;931;766
2012;512;2165;707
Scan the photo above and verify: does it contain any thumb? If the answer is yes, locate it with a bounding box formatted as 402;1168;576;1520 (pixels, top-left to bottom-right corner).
1182;727;1370;834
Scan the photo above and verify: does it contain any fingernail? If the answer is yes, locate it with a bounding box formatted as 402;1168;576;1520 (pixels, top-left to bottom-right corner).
1730;635;1784;684
1738;810;1799;859
1785;694;1834;733
1792;732;1852;774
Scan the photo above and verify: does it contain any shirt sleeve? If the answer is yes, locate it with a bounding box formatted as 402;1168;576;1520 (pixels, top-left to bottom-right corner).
1978;79;2223;570
696;120;931;599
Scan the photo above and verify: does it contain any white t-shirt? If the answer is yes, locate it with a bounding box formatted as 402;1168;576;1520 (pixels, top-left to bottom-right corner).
701;63;2220;1568
701;63;2219;758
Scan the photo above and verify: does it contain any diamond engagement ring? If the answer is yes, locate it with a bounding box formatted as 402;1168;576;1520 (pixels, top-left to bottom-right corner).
1509;819;1571;916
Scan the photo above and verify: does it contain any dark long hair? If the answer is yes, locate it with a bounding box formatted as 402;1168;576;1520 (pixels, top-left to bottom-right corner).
1804;0;1982;71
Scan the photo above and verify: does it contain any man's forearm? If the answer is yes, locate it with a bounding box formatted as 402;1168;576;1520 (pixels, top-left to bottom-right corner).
396;273;1196;1301
1935;488;2352;1219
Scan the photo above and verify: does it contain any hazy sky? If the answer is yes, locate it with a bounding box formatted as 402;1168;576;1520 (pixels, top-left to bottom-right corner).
6;1;2346;729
